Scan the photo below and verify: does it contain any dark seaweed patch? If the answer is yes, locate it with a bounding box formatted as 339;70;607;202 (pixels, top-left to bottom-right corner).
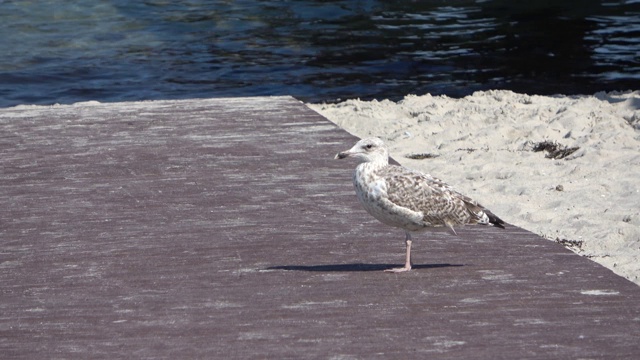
404;153;439;160
532;141;579;159
555;238;584;251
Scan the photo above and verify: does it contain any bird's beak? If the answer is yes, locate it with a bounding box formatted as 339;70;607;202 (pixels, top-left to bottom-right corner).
335;150;351;159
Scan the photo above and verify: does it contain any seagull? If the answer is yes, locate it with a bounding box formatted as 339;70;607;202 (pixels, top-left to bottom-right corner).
335;137;505;273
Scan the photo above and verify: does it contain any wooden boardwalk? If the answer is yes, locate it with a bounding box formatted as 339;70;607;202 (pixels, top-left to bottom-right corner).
1;96;639;359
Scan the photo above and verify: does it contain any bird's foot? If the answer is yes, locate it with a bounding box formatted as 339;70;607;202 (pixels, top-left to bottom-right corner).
384;265;411;273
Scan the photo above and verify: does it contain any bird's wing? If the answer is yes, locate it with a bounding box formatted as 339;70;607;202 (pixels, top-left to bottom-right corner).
376;165;491;229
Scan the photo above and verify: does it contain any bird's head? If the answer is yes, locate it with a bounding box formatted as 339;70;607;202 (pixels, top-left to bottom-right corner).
334;137;389;164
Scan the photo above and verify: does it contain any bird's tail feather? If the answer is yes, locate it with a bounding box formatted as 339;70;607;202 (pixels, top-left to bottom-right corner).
464;200;506;229
484;210;506;229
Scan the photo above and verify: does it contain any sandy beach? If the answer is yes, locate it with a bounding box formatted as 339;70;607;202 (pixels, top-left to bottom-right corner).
309;90;640;285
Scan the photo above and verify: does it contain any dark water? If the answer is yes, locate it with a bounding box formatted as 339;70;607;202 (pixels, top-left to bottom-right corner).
0;0;639;108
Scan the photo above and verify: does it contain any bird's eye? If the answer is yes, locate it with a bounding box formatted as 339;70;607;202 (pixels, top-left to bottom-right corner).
365;144;373;149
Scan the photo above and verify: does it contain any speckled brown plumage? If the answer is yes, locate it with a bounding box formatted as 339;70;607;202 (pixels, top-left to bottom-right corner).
376;165;502;232
335;137;505;272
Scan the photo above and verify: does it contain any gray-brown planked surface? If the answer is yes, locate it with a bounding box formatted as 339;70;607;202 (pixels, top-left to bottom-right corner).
1;96;639;359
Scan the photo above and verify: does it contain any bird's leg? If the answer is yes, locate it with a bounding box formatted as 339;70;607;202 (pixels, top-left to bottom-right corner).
385;231;412;273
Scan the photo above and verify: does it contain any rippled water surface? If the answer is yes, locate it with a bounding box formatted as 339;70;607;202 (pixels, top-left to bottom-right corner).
0;0;638;107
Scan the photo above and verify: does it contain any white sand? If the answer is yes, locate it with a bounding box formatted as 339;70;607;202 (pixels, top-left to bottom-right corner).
308;90;640;286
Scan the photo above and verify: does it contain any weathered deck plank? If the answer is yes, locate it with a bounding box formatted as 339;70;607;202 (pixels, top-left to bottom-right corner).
1;97;639;359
